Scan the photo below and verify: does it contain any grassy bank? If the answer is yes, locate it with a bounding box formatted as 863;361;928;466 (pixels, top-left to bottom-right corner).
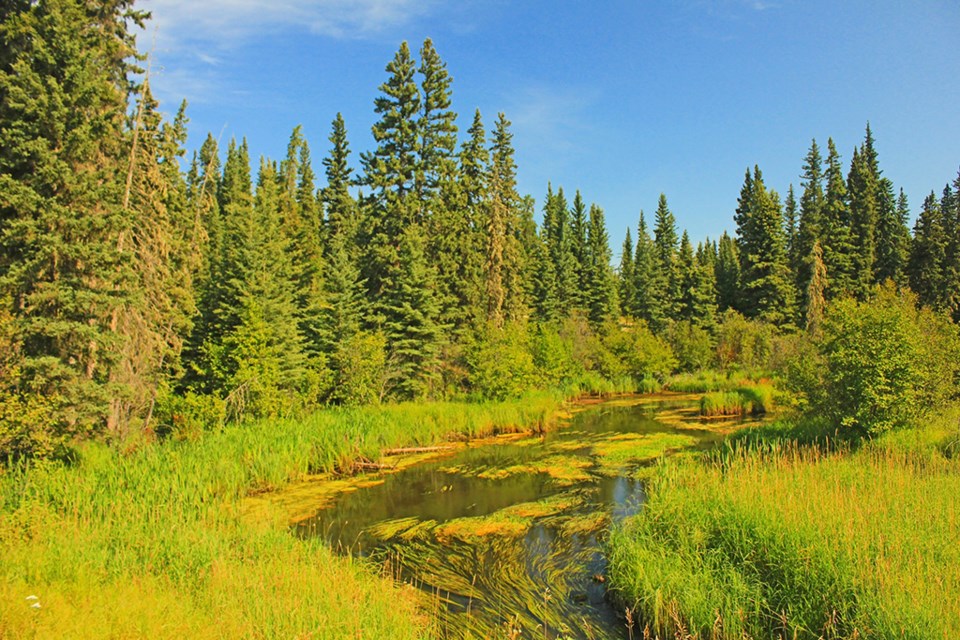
607;408;960;639
0;393;563;639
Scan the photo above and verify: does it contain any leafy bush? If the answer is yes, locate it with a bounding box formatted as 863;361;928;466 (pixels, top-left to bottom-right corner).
667;320;715;372
806;286;960;435
715;309;775;372
603;319;678;383
330;330;388;406
467;322;538;400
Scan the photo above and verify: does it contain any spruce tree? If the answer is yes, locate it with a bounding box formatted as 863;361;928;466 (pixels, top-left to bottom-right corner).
321;113;357;248
223;158;310;418
0;0;146;440
540;186;578;317
847;140;879;299
454;109;489;325
908;192;947;311
715;232;740;312
487;113;526;323
182;133;222;390
822;138;855;298
651;193;680;329
795;139;825;318
618;229;636;317
874;180;910;287
417;38;458;207
734;167;795;326
632;212;655;322
280;127;326;361
679;233;718;330
584;203;618;325
570;190;589;307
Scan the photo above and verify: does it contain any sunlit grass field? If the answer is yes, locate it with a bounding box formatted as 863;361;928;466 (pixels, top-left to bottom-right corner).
0;394;563;639
608;407;960;639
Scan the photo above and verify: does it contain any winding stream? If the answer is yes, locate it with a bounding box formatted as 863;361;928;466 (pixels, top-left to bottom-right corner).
292;395;757;639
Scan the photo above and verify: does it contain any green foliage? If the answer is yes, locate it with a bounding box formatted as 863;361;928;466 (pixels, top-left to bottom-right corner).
531;323;582;388
734;166;796;326
602;320;677;383
467;322;537;400
667;320;715;373
805;286;960;435
153;389;226;441
608;411;960;639
329;330;388;407
715;309;775;372
0;0;145;437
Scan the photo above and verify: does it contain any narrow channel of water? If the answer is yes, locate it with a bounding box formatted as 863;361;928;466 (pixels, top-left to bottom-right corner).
294;397;747;639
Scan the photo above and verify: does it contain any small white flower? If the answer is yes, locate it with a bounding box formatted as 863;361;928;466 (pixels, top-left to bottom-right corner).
25;595;38;601
30;603;41;609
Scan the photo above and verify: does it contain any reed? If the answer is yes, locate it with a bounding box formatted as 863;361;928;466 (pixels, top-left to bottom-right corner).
0;392;565;639
607;408;960;639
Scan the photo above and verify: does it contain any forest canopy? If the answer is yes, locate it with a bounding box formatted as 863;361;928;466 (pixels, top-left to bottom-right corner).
1;1;959;457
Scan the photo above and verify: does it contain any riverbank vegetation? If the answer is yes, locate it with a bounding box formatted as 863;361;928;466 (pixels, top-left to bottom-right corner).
0;394;565;639
608;289;960;639
2;2;960;638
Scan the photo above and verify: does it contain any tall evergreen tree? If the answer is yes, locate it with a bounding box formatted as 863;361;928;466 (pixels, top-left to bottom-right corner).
795;139;825;318
584;203;617;325
540;186;578;317
487;113;527;323
632;212;656;322
678;232;717;329
182;133;222;390
822;138;855;298
279;127;326;361
321;113;357;247
359;42;444;396
223;158;310;417
0;0;146;439
452;109;489;325
908;192;947;311
651;194;680;329
847;140;879;299
734;166;795;326
715;231;740;313
570;190;589;307
416;38;457;208
874;180;910;287
618;228;636;316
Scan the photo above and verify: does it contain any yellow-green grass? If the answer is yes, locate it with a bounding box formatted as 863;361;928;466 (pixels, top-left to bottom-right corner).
607;409;960;639
699;384;775;417
0;393;563;639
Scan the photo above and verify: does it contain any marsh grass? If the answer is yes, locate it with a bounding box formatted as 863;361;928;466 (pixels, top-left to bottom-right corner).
607;408;960;639
699;384;775;417
0;393;564;639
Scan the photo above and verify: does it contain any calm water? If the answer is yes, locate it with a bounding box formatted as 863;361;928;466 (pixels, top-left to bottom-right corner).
294;397;738;639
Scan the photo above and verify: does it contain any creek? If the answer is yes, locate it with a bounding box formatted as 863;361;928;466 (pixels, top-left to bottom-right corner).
293;395;757;639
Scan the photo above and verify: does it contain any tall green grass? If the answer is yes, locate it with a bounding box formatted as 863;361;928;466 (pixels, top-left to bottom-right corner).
0;393;563;639
699;383;775;417
607;409;960;639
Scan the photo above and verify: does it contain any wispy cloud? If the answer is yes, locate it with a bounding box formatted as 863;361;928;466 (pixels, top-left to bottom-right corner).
506;84;599;155
139;0;440;48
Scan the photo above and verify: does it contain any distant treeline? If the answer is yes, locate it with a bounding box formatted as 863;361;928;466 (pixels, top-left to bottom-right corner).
1;1;958;456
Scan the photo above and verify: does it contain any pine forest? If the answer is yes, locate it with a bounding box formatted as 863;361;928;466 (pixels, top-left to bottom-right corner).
2;3;959;639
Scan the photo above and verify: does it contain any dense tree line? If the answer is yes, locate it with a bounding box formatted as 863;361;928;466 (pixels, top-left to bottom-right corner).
1;2;958;456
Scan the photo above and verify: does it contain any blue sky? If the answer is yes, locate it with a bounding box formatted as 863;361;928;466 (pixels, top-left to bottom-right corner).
141;0;960;253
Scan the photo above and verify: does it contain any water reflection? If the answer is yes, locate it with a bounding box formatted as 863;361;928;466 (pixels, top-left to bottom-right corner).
295;398;736;639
